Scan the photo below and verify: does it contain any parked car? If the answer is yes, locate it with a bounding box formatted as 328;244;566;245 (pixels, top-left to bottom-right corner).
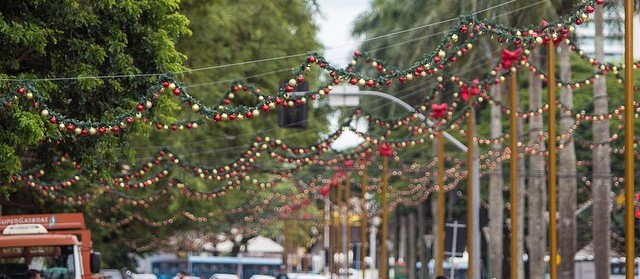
248;275;276;279
209;274;240;279
102;269;124;279
288;273;328;279
132;274;158;279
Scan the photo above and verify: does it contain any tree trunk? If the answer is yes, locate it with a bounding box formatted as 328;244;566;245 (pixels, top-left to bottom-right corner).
392;211;399;264
526;47;547;279
558;42;577;279
399;214;408;262
592;4;611;278
408;212;417;279
418;203;427;279
488;84;504;279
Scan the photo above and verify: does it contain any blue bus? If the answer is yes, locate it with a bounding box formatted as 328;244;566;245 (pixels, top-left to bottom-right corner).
151;256;282;279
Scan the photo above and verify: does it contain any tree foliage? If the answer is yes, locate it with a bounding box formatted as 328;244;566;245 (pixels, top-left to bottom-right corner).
0;0;327;269
0;0;190;184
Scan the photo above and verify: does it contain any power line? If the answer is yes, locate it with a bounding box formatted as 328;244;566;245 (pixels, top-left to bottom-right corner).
0;0;525;82
353;0;519;47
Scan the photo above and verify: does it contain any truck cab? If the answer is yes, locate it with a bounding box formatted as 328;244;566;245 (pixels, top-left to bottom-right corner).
0;214;100;279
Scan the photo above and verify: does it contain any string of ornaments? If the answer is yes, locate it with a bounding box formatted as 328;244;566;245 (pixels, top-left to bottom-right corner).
0;0;608;138
12;0;640;231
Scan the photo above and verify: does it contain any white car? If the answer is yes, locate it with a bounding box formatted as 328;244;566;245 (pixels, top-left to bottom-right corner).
132;274;158;279
102;269;124;279
248;275;276;279
209;274;240;279
288;273;329;279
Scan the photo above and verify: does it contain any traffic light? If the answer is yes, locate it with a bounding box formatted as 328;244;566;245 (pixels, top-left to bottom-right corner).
278;80;308;128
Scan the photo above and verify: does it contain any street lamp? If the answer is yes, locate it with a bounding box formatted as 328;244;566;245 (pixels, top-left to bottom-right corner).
297;86;480;278
294;86;480;278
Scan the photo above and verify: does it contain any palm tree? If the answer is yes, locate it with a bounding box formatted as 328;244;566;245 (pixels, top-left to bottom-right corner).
591;4;612;278
352;2;523;278
488;84;504;279
526;47;548;279
518;2;579;277
557;41;578;279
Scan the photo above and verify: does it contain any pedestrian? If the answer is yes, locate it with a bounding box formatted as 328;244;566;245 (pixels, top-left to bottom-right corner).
275;265;288;279
26;269;41;279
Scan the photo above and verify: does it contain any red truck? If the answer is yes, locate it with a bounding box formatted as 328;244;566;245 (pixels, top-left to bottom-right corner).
0;213;100;279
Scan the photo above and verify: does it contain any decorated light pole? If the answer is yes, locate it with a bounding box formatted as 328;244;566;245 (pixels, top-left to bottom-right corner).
501;47;522;279
509;70;519;279
360;162;368;279
344;160;354;279
546;39;559;279
430;103;448;277
378;143;392;279
461;79;480;279
624;0;635;277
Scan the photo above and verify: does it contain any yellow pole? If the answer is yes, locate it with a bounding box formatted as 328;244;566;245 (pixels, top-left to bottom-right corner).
624;0;635;278
509;72;518;279
338;177;344;271
547;40;558;279
346;173;351;279
361;167;368;279
381;156;389;279
292;220;298;270
466;96;474;279
284;220;289;270
436;132;445;276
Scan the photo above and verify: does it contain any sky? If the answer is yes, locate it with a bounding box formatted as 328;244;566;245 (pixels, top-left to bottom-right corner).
315;0;372;66
315;0;372;150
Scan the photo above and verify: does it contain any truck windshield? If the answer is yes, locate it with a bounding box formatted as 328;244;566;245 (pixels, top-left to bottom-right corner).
0;245;77;279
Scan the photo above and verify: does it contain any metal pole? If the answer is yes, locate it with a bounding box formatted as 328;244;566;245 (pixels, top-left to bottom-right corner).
361;168;368;279
346;173;351;279
466;97;475;279
331;186;336;277
298;89;479;276
547;40;558;279
450;221;459;279
509;72;518;279
370;221;377;279
325;191;331;276
436;132;445;276
312;90;468;152
381;156;389;279
472;150;480;279
624;0;635;278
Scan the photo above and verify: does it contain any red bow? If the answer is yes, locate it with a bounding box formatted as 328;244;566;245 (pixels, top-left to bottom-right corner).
430;103;448;119
330;177;339;187
319;185;330;196
378;143;393;157
460;79;481;101
501;48;522;70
